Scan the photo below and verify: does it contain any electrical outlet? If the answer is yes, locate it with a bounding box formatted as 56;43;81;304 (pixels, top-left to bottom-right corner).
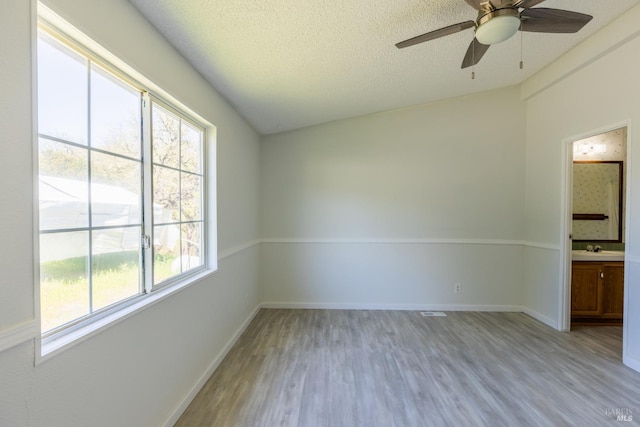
454;283;462;294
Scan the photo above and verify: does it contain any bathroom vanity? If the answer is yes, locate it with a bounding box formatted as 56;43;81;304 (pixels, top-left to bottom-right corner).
571;251;624;324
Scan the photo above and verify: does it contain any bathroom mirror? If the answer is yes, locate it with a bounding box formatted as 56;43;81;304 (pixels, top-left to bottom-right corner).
572;161;623;242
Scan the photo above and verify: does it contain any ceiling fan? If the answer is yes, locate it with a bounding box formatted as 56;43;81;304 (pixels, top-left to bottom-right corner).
396;0;593;69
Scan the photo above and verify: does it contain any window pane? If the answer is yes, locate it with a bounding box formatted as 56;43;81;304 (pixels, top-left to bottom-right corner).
181;172;202;221
181;121;202;173
39;139;89;230
92;228;141;311
91;152;141;227
40;231;90;332
150;100;205;288
154;224;180;285
38;138;88;179
153;165;180;223
181;222;202;273
37;33;87;144
91;65;141;159
152;104;179;168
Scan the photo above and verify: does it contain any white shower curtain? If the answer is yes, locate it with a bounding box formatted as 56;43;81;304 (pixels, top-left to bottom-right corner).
608;181;619;240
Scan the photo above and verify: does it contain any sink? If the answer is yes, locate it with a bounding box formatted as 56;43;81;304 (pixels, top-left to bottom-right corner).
572;250;624;262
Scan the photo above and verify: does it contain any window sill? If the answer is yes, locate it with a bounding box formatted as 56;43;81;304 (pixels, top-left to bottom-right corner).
37;268;217;364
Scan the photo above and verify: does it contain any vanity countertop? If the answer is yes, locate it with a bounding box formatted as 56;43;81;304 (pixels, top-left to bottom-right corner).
571;250;624;262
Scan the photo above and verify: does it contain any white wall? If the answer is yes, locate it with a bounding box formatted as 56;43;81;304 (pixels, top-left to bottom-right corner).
0;0;261;426
261;87;526;309
522;4;640;370
0;0;35;337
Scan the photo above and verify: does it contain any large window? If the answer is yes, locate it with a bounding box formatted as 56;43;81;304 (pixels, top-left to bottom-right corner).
37;27;206;337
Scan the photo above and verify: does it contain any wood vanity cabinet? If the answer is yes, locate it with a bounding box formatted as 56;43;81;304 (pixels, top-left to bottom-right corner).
602;263;624;318
571;261;624;322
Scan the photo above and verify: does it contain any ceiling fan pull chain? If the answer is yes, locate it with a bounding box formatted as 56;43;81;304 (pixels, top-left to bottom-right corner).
520;22;524;70
472;38;476;79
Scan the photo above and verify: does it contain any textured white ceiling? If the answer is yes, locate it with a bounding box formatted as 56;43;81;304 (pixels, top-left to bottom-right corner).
128;0;640;134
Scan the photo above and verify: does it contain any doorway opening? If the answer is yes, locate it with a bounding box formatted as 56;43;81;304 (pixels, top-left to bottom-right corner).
563;126;627;331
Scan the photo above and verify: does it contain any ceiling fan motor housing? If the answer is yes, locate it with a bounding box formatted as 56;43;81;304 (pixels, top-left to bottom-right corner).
475;8;521;45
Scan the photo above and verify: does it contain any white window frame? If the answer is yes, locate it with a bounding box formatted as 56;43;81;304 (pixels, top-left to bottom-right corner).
35;6;216;362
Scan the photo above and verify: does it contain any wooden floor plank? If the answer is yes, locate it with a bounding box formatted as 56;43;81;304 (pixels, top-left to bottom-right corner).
175;310;640;427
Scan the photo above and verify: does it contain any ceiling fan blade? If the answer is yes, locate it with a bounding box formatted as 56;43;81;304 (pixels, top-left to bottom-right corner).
461;38;490;68
514;0;546;8
520;8;593;33
396;21;476;49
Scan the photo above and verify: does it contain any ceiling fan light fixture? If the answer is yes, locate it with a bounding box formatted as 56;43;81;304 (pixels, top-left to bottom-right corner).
475;10;521;45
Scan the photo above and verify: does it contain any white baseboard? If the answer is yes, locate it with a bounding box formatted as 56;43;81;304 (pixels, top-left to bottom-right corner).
162;303;262;427
623;354;640;373
522;307;558;329
260;301;524;312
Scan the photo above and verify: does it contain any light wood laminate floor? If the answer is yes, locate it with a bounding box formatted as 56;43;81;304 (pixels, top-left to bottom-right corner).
176;310;640;427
